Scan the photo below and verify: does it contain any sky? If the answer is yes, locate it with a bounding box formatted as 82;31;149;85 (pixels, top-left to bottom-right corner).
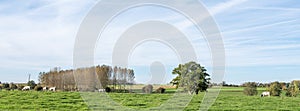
0;0;299;85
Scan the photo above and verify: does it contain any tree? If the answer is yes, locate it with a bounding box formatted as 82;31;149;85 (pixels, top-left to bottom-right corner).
243;82;258;96
38;65;134;92
222;81;228;86
170;61;210;94
170;64;183;87
286;80;300;97
27;80;37;89
268;81;282;96
280;82;287;90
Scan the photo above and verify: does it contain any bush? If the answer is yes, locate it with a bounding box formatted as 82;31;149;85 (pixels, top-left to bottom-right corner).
285;80;300;97
34;86;43;91
286;88;293;97
156;87;166;93
142;85;153;94
268;81;282;96
243;82;257;96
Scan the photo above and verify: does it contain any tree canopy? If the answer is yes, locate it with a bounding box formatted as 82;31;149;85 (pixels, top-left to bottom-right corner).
170;61;210;94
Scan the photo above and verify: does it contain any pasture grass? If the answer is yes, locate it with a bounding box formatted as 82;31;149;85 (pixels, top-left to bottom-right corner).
0;87;299;110
0;90;87;110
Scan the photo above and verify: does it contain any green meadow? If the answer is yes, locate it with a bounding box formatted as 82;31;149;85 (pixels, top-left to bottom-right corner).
0;87;299;111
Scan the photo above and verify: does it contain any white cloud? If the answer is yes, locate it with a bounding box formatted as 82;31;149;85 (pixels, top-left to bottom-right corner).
1;0;300;83
0;1;96;71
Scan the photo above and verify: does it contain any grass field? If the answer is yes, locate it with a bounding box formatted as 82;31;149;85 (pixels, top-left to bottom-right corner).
0;87;299;110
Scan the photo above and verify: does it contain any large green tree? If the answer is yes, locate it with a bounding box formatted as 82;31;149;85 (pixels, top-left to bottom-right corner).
170;61;210;94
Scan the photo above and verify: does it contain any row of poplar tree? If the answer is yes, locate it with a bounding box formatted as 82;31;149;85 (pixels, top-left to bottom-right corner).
38;65;135;91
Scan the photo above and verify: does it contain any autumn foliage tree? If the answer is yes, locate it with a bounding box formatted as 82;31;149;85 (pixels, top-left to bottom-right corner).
39;65;135;92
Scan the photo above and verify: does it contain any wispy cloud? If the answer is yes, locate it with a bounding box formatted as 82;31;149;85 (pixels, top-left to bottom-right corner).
0;0;96;82
244;7;300;11
223;19;298;35
0;0;300;84
174;0;248;31
209;0;248;15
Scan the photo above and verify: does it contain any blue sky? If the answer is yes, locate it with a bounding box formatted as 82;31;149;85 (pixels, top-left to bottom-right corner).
0;0;299;85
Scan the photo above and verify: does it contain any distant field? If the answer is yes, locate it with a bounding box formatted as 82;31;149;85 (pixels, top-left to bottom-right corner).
0;87;299;110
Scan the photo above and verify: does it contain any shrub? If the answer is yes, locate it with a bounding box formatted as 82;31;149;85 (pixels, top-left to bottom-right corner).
268;81;282;96
285;80;300;97
243;82;257;96
142;85;153;94
156;87;166;93
34;86;43;91
286;88;293;97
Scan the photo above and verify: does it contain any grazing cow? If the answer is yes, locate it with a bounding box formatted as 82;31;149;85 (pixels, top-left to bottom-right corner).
98;89;105;92
261;91;270;97
22;86;30;91
49;87;56;91
43;87;48;91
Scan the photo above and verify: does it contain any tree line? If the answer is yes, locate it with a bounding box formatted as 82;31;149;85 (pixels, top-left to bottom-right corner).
211;81;290;88
0;80;37;91
244;80;300;97
38;65;135;91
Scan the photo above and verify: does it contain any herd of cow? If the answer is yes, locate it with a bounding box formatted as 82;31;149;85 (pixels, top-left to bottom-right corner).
21;86;56;91
20;86;272;97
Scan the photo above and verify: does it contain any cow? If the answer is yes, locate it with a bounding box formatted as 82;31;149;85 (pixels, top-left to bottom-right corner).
261;91;270;97
49;87;56;91
98;89;105;92
43;87;48;91
22;86;30;91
